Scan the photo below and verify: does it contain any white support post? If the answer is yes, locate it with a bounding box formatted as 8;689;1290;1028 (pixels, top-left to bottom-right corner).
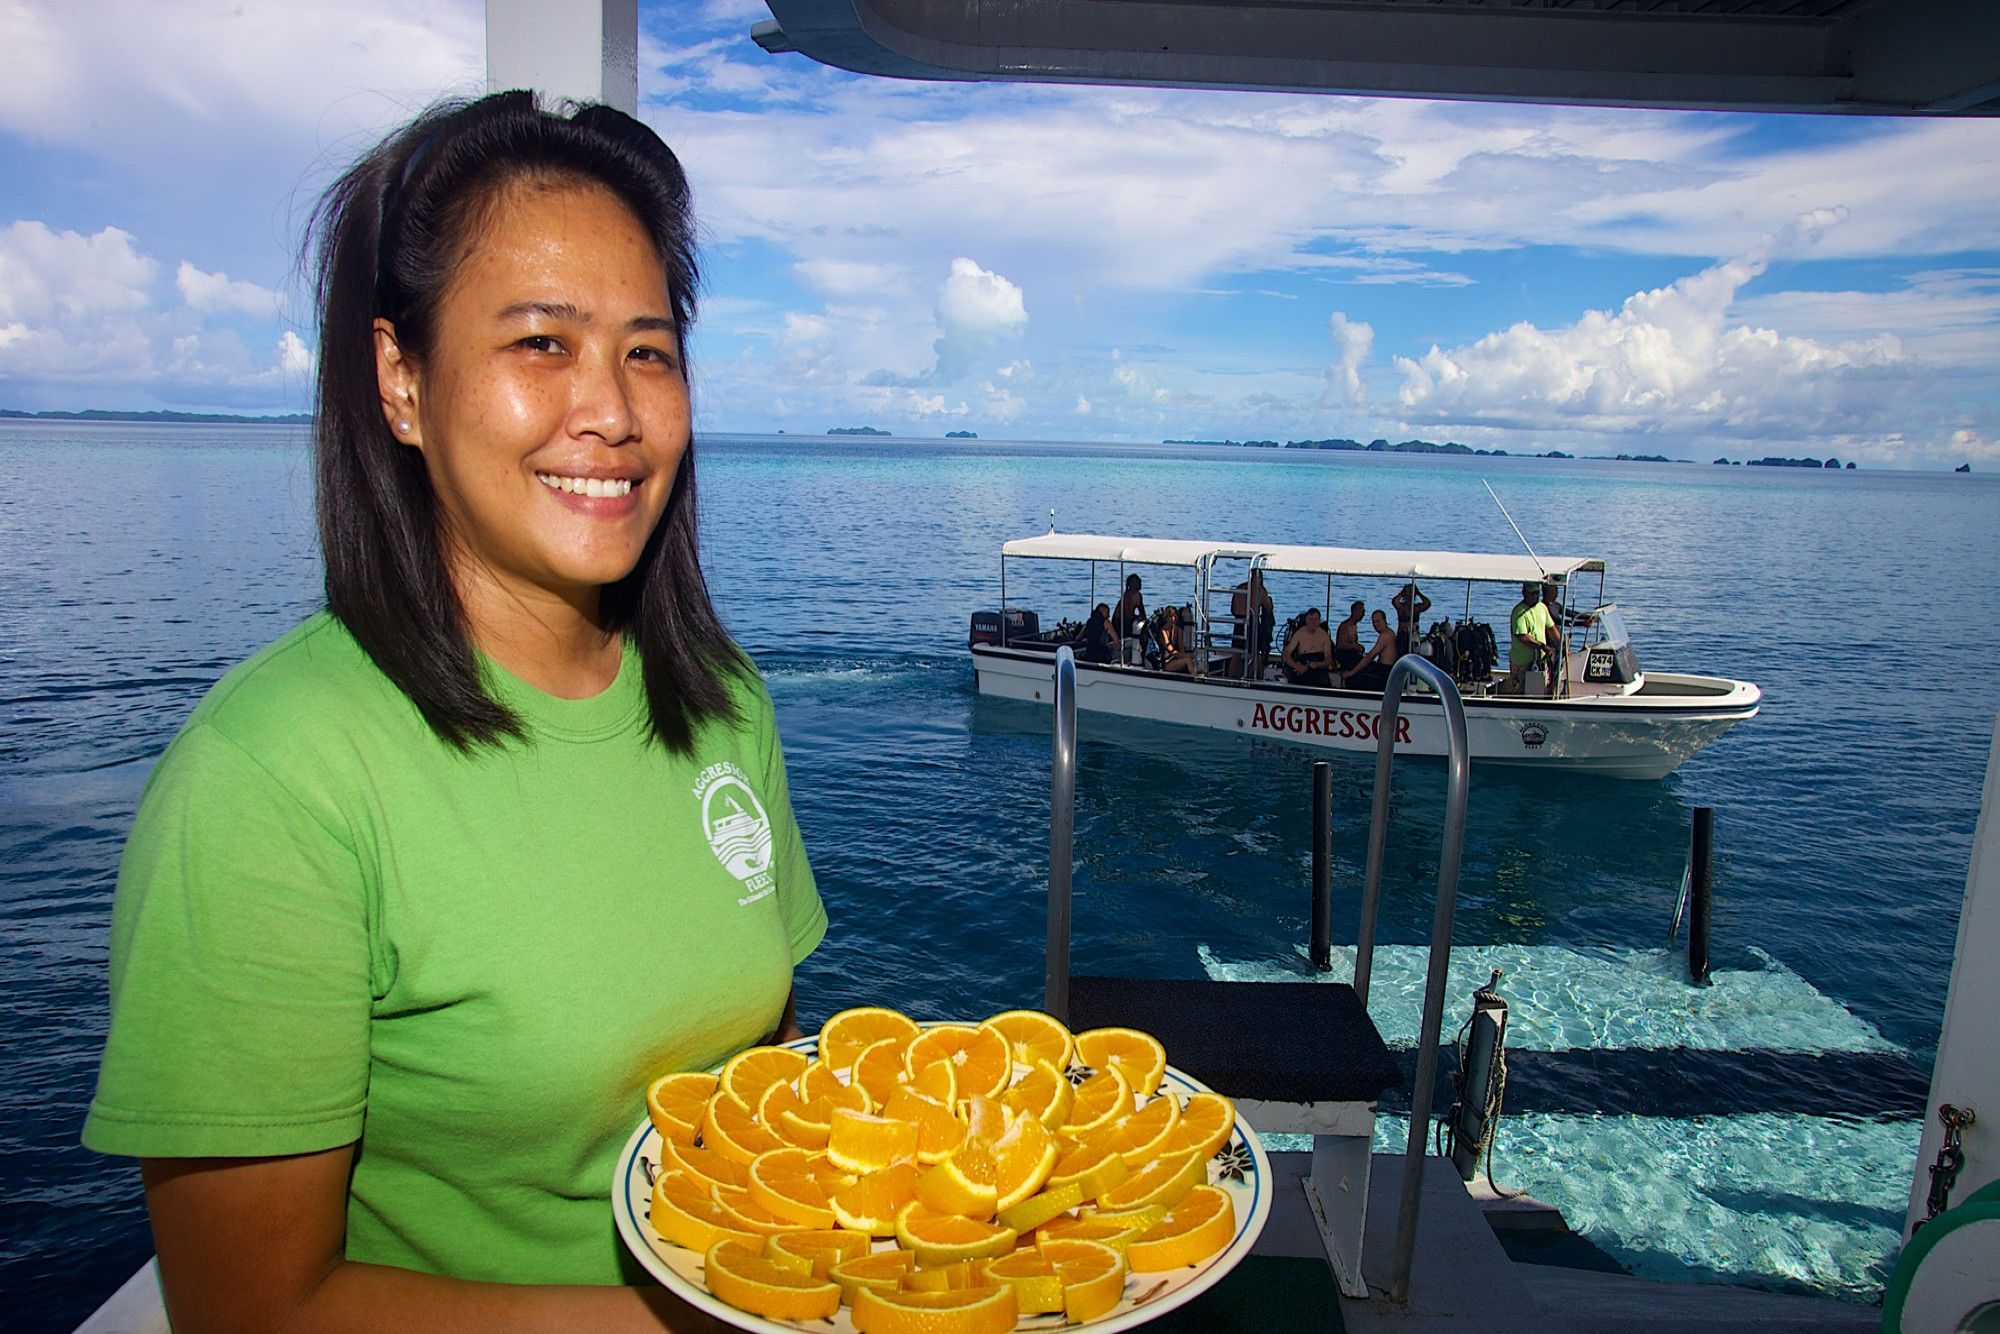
486;0;638;114
1906;716;2000;1235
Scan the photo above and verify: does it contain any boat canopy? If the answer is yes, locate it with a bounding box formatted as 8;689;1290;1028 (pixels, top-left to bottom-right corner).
1001;533;1605;584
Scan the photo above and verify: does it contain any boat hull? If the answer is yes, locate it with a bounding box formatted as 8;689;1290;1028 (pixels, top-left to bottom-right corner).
970;646;1759;779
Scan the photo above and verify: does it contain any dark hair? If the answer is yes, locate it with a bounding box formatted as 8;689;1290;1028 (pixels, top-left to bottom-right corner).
305;90;740;751
1349;600;1365;615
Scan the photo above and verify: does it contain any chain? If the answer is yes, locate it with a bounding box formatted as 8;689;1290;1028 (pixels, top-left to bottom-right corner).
1919;1103;1976;1228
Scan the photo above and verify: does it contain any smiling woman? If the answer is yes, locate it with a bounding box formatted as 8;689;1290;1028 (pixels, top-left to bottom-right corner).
80;92;825;1333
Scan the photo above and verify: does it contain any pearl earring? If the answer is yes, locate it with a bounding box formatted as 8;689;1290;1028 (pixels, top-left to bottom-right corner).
396;420;410;433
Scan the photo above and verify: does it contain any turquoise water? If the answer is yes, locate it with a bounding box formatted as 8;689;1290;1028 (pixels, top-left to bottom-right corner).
4;422;1997;1328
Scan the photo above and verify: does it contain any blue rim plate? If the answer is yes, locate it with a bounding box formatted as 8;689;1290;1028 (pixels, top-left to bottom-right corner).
612;1032;1272;1333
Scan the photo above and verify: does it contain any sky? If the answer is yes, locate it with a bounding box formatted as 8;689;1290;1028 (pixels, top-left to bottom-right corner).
3;1;1998;467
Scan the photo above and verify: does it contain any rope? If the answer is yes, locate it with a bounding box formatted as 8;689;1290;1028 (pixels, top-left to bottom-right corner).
1439;971;1526;1200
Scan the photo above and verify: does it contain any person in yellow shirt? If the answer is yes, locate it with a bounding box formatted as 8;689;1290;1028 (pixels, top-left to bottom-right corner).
1508;582;1558;695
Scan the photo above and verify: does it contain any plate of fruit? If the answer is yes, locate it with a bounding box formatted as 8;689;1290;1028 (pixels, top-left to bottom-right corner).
613;1008;1271;1333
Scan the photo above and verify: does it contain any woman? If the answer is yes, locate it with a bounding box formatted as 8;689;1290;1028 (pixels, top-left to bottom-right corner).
83;93;823;1330
1155;605;1198;675
1078;602;1119;663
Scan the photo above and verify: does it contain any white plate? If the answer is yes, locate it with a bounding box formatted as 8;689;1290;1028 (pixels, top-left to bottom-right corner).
612;1033;1272;1333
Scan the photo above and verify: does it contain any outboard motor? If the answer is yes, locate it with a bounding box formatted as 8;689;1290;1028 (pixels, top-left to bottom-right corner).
968;608;1039;648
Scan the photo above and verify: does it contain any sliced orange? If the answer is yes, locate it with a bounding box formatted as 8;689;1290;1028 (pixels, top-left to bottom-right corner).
711;1181;809;1236
904;1024;1012;1099
1075;1027;1167;1098
905;1057;959;1105
829;1161;919;1235
719;1044;811;1110
1038;1235;1128;1322
645;1070;716;1145
852;1035;917;1107
997;1176;1085;1232
1154;1091;1236;1161
648;1170;759;1253
827;1108;921;1174
980;1009;1075;1073
914;1137;998;1219
819;1006;922;1073
1096;1148;1206;1212
775;1078;872;1150
1036;1213;1149;1257
660;1135;750;1191
964;1094;1010;1143
757;1080;810;1143
1064;1065;1132;1135
974;1248;1066;1315
1087;1090;1181;1164
746;1147;839;1228
703;1237;840;1322
901;1260;977;1292
829;1247;916;1304
884;1087;968;1164
893;1200;1019;1264
992;1107;1058;1210
702;1089;784;1165
797;1058;848;1104
851;1285;1017;1334
1046;1138;1132;1202
763;1228;868;1280
1001;1059;1073;1130
1127;1183;1235;1271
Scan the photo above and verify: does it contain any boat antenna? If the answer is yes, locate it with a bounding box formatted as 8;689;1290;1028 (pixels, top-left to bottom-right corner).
1482;479;1546;579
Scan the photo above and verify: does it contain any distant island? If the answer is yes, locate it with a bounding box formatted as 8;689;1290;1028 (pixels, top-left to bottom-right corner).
827;426;890;436
1730;455;1852;469
1958;463;1973;473
945;430;977;439
1166;436;1513;456
1;408;310;424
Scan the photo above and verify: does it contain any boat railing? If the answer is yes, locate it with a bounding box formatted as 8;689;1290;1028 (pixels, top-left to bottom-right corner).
1352;652;1471;1303
1043;646;1077;1020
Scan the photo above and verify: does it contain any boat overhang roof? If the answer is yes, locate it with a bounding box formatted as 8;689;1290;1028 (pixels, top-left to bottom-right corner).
1001;533;1603;583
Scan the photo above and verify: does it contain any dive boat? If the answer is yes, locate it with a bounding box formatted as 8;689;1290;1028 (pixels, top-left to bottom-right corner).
969;533;1760;780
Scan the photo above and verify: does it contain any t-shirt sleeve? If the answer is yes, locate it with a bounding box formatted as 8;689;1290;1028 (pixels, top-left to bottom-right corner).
749;679;827;966
83;722;375;1158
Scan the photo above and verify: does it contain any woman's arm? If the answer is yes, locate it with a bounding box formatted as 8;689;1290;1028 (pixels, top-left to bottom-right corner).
142;1150;724;1334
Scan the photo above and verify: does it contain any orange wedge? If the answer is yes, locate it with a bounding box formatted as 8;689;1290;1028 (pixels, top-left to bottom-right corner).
905;1056;959;1105
1127;1183;1235;1271
711;1181;810;1236
763;1228;867;1280
660;1135;750;1191
1037;1213;1149;1257
992;1106;1058;1209
1039;1235;1128;1322
649;1171;759;1253
820;1006;922;1072
1087;1090;1181;1164
703;1238;840;1322
702;1088;784;1165
1001;1059;1073;1130
645;1070;715;1145
1154;1091;1236;1161
851;1285;1017;1334
901;1259;979;1292
1075;1027;1167;1098
1064;1065;1132;1135
1047;1138;1132;1202
893;1200;1019;1264
997;1177;1085;1232
827;1108;921;1174
852;1035;917;1107
771;1077;871;1150
746;1147;839;1228
719;1044;811;1110
829;1161;919;1235
797;1058;848;1104
964;1094;1010;1143
1096;1148;1206;1212
905;1024;1012;1099
884;1087;968;1164
980;1009;1074;1073
828;1248;916;1304
975;1249;1066;1314
914;1137;998;1218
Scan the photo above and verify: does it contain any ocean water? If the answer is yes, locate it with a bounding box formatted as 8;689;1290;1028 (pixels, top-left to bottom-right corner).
4;422;1996;1329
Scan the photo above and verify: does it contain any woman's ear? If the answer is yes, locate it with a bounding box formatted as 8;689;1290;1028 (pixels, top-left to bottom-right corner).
374;318;422;447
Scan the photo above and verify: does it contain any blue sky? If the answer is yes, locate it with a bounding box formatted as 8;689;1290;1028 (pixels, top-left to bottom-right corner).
3;0;1997;467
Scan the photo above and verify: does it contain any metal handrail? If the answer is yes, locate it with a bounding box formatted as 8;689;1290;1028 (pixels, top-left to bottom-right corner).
1351;654;1470;1305
1044;647;1078;1023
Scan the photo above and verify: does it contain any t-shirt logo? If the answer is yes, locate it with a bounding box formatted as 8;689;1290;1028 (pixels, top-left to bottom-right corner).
693;762;775;903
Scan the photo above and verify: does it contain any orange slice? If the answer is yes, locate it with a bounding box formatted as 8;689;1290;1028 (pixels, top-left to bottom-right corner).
719;1045;811;1110
852;1035;917;1107
1096;1148;1206;1212
1155;1091;1236;1161
979;1009;1075;1073
828;1247;915;1304
905;1057;960;1105
1064;1065;1132;1135
763;1228;867;1280
1087;1090;1181;1164
997;1177;1085;1232
901;1259;978;1292
893;1200;1019;1264
797;1058;847;1104
914;1137;998;1219
746;1147;839;1228
648;1171;759;1253
1038;1235;1128;1322
884;1087;968;1164
703;1237;840;1322
975;1249;1066;1315
1037;1213;1149;1257
851;1285;1017;1334
1001;1059;1073;1130
645;1070;716;1145
992;1106;1058;1209
904;1024;1012;1099
772;1078;872;1150
1127;1183;1235;1271
827;1108;921;1174
660;1135;751;1191
829;1161;919;1235
819;1006;922;1073
1075;1027;1167;1098
711;1181;810;1236
702;1089;784;1165
1046;1138;1132;1202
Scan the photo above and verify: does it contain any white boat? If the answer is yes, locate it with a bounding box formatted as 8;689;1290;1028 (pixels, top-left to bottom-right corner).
969;533;1760;780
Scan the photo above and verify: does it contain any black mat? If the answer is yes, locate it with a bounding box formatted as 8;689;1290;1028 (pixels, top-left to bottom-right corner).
1142;1255;1346;1332
1069;977;1399;1105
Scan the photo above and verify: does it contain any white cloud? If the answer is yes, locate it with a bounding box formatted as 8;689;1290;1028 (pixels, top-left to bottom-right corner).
176;262;279;316
793;257;908;298
278;330;314;374
0;221;155;324
1324;311;1373;407
1075;393;1091;414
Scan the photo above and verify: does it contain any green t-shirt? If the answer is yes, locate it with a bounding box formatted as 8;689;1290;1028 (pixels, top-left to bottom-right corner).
1509;599;1555;670
84;614;826;1285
